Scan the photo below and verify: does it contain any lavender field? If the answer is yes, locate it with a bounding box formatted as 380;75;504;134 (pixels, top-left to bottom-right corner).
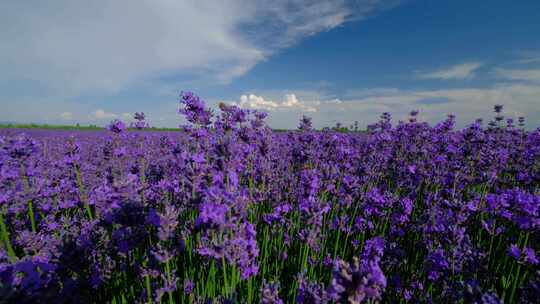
1;93;539;303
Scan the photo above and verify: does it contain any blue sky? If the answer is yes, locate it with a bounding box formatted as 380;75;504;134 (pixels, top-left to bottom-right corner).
1;0;539;129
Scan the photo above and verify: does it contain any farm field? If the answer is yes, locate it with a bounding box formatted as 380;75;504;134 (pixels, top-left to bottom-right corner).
0;93;539;303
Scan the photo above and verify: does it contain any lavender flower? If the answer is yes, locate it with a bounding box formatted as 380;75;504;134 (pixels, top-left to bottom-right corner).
523;247;539;265
107;119;126;133
298;115;313;131
261;280;283;304
179;91;213;126
509;244;522;260
131;112;149;129
297;273;327;304
327;257;387;303
1;103;539;303
183;278;194;295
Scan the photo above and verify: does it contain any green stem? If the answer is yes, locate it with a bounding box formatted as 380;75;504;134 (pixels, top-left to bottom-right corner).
222;256;229;297
144;264;153;303
0;212;17;262
165;260;174;304
509;232;530;302
19;163;36;233
27;200;36;234
75;164;93;220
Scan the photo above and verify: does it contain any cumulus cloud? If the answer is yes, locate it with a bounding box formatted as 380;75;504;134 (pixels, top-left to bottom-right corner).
418;62;483;80
310;82;540;129
238;94;279;111
60;112;73;120
226;71;540;129
91;109;118;120
237;93;318;112
281;94;319;112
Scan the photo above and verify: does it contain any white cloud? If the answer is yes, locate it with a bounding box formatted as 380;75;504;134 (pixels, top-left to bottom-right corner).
238;94;279;111
247;1;350;49
0;1;401;127
344;88;401;98
327;98;343;104
60;112;73;120
517;57;540;64
91;109;117;120
494;68;540;83
514;51;540;64
418;62;483;80
225;76;540;129
310;83;540;128
282;94;319;112
249;0;403;49
237;93;318;112
0;1;261;94
0;1;394;95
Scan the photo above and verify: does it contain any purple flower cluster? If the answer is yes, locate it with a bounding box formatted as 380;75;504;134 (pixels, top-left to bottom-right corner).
107;119;126;134
179;91;213;126
328;237;387;303
131;112;149;130
0;96;539;303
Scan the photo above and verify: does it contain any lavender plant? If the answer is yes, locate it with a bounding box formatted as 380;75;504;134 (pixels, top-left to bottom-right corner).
0;96;538;303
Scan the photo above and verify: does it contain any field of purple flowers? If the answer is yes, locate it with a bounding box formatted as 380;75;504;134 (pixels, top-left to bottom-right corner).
1;92;539;303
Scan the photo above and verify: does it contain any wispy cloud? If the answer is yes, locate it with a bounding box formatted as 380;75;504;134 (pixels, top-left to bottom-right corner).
494;68;540;83
245;1;350;49
0;1;403;126
245;76;540;129
417;62;483;80
0;0;396;95
60;112;73;120
310;83;539;128
415;97;451;105
205;55;540;128
91;109;118;120
514;51;540;64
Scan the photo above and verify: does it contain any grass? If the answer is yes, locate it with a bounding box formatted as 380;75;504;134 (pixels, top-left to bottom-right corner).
0;123;367;133
0;123;181;132
0;123;104;130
